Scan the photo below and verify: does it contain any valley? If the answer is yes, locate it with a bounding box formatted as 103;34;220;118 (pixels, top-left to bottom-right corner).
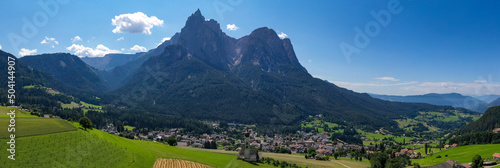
0;3;498;168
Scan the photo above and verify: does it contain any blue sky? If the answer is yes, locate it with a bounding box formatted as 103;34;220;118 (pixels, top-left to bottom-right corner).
1;0;500;96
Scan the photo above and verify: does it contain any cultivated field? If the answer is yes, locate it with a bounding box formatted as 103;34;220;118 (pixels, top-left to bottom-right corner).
0;128;132;167
153;159;213;168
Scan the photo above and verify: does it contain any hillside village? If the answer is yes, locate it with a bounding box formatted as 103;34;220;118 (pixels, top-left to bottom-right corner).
103;122;431;160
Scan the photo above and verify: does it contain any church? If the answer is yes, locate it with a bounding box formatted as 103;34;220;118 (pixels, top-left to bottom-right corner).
237;131;260;162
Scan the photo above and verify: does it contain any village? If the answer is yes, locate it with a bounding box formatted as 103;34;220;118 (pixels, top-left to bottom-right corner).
101;122;439;160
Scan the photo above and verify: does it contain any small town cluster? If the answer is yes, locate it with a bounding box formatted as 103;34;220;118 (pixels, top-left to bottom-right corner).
102;122;436;160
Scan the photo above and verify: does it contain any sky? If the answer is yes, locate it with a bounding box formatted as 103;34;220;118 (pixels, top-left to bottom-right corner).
1;0;500;96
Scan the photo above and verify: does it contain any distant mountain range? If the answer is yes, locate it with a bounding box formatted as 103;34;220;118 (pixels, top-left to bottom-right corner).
0;10;480;133
368;93;498;113
473;94;500;104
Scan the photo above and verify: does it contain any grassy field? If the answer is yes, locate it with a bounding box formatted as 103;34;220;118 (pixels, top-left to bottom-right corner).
358;130;411;143
60;101;103;113
60;101;80;108
0;118;77;138
301;117;341;134
125;125;136;131
23;85;60;94
412;144;500;166
0;122;275;168
80;101;102;108
0;106;33;117
180;146;370;168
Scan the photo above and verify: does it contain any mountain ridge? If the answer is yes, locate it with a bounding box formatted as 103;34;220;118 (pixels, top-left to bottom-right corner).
20;53;108;92
369;93;487;112
104;10;476;132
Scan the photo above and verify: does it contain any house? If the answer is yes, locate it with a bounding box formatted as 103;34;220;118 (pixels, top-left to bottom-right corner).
428;160;468;168
102;123;118;134
493;128;500;133
43;114;51;118
493;153;500;159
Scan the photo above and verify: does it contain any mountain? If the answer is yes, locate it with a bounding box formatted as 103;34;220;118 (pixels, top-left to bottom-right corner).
0;50;55;93
82;33;180;71
488;97;500;106
107;10;474;132
455;106;500;134
369;93;487;112
473;94;500;104
0;50;89;106
20;53;107;92
82;33;180;90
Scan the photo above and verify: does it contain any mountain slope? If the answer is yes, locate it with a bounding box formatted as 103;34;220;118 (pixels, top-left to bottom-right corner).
85;33;181;90
108;10;474;132
0;50;97;106
20;53;107;92
474;94;500;104
81;33;179;71
488;97;500;107
369;93;487;112
455;106;500;134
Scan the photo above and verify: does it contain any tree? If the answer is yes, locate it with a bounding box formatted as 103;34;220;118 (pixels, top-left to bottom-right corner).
413;163;420;168
471;154;483;168
166;136;177;146
79;117;92;130
370;152;388;168
334;152;339;160
307;147;317;158
210;140;217;149
424;143;428;155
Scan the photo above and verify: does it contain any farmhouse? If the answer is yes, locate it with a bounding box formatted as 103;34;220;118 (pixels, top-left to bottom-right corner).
493;153;500;159
493;128;500;133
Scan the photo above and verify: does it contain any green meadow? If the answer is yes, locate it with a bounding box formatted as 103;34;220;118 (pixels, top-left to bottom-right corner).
412;144;500;166
0;118;77;138
0;106;77;138
0;122;276;168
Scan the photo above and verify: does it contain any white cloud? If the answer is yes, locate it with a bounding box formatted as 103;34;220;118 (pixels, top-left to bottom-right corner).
19;48;37;57
375;77;400;82
278;32;288;39
117;37;124;41
41;36;59;48
112;12;164;35
0;44;2;50
226;24;239;31
308;59;312;63
66;44;121;57
130;45;147;52
71;36;82;43
474;80;487;83
156;36;172;46
161;37;171;43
